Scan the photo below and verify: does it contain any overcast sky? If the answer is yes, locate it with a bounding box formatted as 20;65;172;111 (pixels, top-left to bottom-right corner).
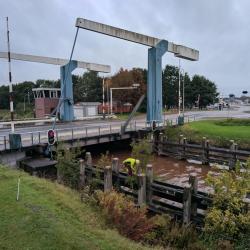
0;0;250;96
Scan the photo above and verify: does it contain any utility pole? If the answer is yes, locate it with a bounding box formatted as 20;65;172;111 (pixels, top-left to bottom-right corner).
182;69;185;115
102;77;105;117
178;59;181;116
6;17;15;132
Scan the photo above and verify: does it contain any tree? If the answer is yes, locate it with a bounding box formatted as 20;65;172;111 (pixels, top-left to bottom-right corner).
185;75;218;108
162;65;179;109
73;71;102;103
110;68;146;107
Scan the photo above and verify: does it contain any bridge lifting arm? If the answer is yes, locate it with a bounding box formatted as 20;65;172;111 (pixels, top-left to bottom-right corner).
0;51;111;121
75;18;199;124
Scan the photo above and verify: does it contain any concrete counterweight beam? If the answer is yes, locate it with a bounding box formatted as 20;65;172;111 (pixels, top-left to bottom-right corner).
0;52;111;73
0;51;111;122
75;18;199;61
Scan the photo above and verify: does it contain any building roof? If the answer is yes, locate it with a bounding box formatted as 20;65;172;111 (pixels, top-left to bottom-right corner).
32;88;61;91
74;102;101;106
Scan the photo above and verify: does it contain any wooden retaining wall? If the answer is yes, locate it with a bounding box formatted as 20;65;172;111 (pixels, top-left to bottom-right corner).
77;153;217;225
156;133;250;169
76;152;250;225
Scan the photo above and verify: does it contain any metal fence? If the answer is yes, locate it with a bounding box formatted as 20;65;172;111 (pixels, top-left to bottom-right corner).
0;115;196;151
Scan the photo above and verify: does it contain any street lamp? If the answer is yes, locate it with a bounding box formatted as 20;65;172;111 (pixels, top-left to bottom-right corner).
110;84;139;115
181;69;185;115
178;59;181;116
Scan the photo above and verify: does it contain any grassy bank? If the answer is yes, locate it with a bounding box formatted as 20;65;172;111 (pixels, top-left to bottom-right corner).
0;166;153;250
0;108;34;121
179;118;250;149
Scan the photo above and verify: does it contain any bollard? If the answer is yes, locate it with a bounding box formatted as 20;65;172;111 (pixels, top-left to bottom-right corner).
189;173;198;217
202;137;209;165
183;184;192;225
146;164;153;204
104;166;112;192
85;152;92;183
137;173;146;206
229;140;238;170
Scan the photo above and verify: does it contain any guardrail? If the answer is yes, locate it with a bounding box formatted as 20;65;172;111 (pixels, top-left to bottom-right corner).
0;115;196;152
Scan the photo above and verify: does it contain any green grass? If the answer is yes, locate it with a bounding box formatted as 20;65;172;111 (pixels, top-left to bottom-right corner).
181;119;250;149
114;112;143;121
0;166;154;250
0;108;34;121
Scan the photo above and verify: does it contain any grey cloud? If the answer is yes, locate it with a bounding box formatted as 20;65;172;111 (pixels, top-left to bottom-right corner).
0;0;250;96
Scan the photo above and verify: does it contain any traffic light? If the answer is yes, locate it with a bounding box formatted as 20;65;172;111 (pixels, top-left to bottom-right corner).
48;129;55;145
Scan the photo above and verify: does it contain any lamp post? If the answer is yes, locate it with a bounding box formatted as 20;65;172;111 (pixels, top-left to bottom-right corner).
102;77;105;117
178;59;181;116
110;84;139;115
181;69;185;115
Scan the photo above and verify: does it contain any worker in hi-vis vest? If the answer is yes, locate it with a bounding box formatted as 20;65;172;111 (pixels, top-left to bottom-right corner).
122;158;140;176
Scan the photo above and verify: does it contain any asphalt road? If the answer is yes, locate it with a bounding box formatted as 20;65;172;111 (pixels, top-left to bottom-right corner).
0;105;249;136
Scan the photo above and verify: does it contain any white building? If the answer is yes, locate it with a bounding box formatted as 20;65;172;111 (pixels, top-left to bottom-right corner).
73;102;101;119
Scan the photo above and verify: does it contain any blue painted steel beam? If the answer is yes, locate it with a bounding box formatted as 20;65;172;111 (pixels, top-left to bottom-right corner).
147;40;168;124
60;61;77;121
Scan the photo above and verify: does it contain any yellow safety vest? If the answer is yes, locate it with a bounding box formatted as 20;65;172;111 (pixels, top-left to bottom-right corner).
123;158;140;173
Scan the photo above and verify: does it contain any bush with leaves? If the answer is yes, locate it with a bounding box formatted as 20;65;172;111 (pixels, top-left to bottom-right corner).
88;151;112;194
96;190;155;241
56;144;83;189
96;151;112;169
131;138;153;173
144;216;204;249
204;160;250;243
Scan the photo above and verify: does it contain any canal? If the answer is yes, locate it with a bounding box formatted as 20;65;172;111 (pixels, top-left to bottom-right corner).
85;140;215;192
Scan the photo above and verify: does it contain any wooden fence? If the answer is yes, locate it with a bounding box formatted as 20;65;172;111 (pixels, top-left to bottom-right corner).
77;152;250;225
77;152;217;225
156;133;250;169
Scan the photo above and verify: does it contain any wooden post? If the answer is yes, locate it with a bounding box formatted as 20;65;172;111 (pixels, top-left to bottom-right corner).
202;137;209;165
112;157;120;188
229;140;238;170
111;157;120;173
104;166;112;192
79;159;85;190
85;152;92;183
183;184;192;225
137;173;146;206
189;173;198;218
158;132;164;156
183;137;187;160
178;134;184;160
146;164;153;204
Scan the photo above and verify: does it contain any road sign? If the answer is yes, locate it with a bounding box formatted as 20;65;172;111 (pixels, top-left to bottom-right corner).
48;129;55;145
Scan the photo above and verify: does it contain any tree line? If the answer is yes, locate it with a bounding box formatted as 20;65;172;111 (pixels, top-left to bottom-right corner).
0;65;218;111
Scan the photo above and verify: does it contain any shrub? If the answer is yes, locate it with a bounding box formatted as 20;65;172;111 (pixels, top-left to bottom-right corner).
144;217;204;249
96;190;154;241
96;151;111;169
164;125;182;141
88;152;112;194
204;160;250;241
56;144;83;189
131;138;153;173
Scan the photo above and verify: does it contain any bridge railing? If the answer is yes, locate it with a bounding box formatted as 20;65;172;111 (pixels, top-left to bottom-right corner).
0;115;196;151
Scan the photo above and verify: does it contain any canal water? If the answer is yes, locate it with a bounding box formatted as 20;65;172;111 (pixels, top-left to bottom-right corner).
86;140;215;192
